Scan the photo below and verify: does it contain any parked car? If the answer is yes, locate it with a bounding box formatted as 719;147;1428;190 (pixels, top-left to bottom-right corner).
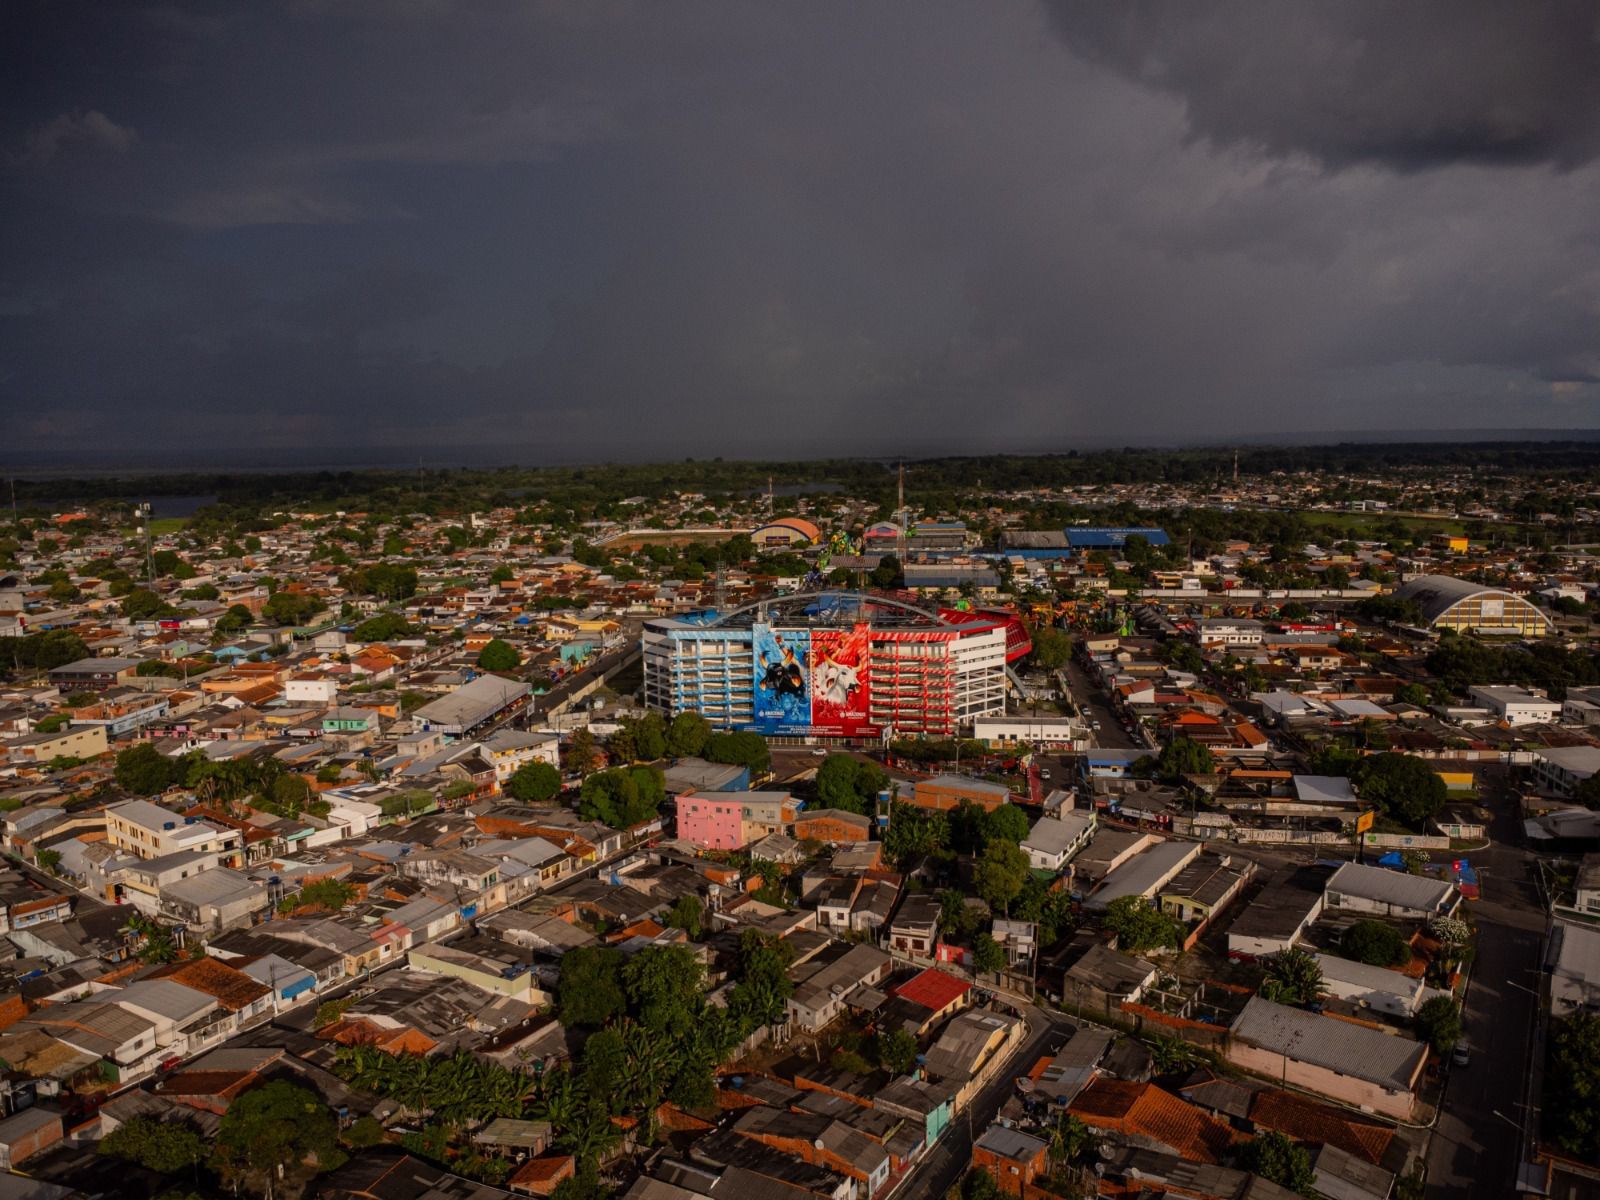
1452;1041;1471;1067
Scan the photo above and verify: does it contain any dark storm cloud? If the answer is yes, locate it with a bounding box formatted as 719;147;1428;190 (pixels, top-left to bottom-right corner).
1;0;1598;462
1044;0;1600;170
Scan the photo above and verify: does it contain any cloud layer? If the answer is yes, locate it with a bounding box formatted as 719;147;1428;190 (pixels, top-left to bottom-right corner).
1;1;1597;463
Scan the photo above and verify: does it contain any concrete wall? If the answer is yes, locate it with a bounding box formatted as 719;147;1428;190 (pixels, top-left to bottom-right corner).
1225;1040;1416;1121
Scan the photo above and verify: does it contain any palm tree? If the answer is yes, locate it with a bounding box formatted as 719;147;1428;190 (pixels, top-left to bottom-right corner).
1049;1114;1094;1167
1260;947;1324;1006
1147;1034;1202;1076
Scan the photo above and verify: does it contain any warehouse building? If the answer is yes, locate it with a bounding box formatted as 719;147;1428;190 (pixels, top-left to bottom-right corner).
412;673;532;737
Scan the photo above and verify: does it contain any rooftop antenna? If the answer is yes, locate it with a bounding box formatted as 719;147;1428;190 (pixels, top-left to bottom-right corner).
895;463;907;564
139;502;155;583
1232;450;1239;487
767;476;774;515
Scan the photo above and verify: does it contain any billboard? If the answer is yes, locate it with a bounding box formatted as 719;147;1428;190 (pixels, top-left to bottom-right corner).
811;624;871;735
752;624;812;731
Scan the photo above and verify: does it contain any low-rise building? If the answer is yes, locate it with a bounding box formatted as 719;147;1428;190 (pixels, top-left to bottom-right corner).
911;774;1013;814
1468;685;1562;725
1324;862;1458;920
886;893;941;958
787;943;892;1031
971;1125;1049;1196
1226;997;1427;1120
106;799;242;863
1313;953;1429;1017
1020;811;1096;874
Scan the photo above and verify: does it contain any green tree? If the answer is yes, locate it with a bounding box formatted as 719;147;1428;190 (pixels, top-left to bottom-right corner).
1030;625;1072;669
869;554;903;589
726;930;795;1031
622;944;703;1034
578;766;665;828
1416;996;1462;1054
961;1168;1001;1200
272;772;313;814
665;711;712;758
115;742;183;795
705;730;770;774
1394;682;1431;707
1259;947;1324;1006
289;878;355;913
1102;895;1183;952
262;590;321;626
352;611;414;641
477;638;521;672
982;803;1030;847
876;1027;919;1075
1354;753;1447;830
507;760;561;802
1341;919;1412;967
1156;735;1215;780
120;587;170;620
100;1114;208;1173
1238;1131;1315;1194
567;728;600;777
882;802;948;868
665;894;703;939
814;754;886;815
558;946;626;1028
971;932;1006;976
1549;1009;1600;1158
213;1080;343;1190
1574;774;1600;810
974;841;1029;916
216;603;252;634
35;848;62;875
9;630;89;670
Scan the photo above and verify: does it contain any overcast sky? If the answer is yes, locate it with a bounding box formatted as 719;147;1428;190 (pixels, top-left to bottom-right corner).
4;1;1599;465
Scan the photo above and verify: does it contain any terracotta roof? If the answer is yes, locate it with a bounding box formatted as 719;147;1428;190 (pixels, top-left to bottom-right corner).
150;957;271;1011
892;967;972;1013
1249;1088;1393;1165
318;1017;437;1056
0;993;30;1032
1069;1078;1239;1164
508;1154;575;1195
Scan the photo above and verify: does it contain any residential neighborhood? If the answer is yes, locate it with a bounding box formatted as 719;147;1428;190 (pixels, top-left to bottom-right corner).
0;445;1597;1200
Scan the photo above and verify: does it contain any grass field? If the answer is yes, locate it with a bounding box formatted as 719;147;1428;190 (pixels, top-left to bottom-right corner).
1301;510;1518;538
146;517;189;534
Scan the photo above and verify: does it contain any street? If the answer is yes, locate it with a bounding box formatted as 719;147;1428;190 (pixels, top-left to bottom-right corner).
1425;786;1547;1198
1059;657;1139;751
895;1004;1071;1199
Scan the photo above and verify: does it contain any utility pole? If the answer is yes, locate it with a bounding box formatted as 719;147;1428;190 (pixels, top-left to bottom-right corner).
140;502;155;583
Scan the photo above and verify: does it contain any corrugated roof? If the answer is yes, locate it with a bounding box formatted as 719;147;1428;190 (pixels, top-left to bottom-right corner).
1230;997;1426;1090
891;967;971;1013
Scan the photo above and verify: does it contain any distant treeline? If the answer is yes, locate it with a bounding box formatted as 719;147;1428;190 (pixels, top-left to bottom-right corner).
11;441;1600;514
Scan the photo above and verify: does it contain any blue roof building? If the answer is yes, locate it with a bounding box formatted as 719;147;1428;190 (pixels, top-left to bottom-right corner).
1067;527;1170;551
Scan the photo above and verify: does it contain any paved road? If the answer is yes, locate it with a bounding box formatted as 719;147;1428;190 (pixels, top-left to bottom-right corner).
1060;658;1138;750
1426;782;1546;1198
894;1005;1071;1199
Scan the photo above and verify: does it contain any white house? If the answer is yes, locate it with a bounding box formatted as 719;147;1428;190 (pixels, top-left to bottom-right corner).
1020;811;1096;873
1313;953;1428;1017
1534;746;1600;800
1324;862;1458;920
1468;686;1562;726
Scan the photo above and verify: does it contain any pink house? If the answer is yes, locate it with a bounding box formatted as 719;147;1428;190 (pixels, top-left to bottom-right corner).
676;793;746;850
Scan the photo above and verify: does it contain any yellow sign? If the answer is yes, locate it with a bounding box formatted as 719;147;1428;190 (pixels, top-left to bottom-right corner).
1355;810;1376;834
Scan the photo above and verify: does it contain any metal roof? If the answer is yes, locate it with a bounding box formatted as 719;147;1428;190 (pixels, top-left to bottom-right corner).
1230;997;1425;1090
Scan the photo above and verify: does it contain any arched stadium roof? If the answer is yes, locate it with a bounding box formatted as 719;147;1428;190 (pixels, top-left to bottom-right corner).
1392;574;1553;632
751;516;820;543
